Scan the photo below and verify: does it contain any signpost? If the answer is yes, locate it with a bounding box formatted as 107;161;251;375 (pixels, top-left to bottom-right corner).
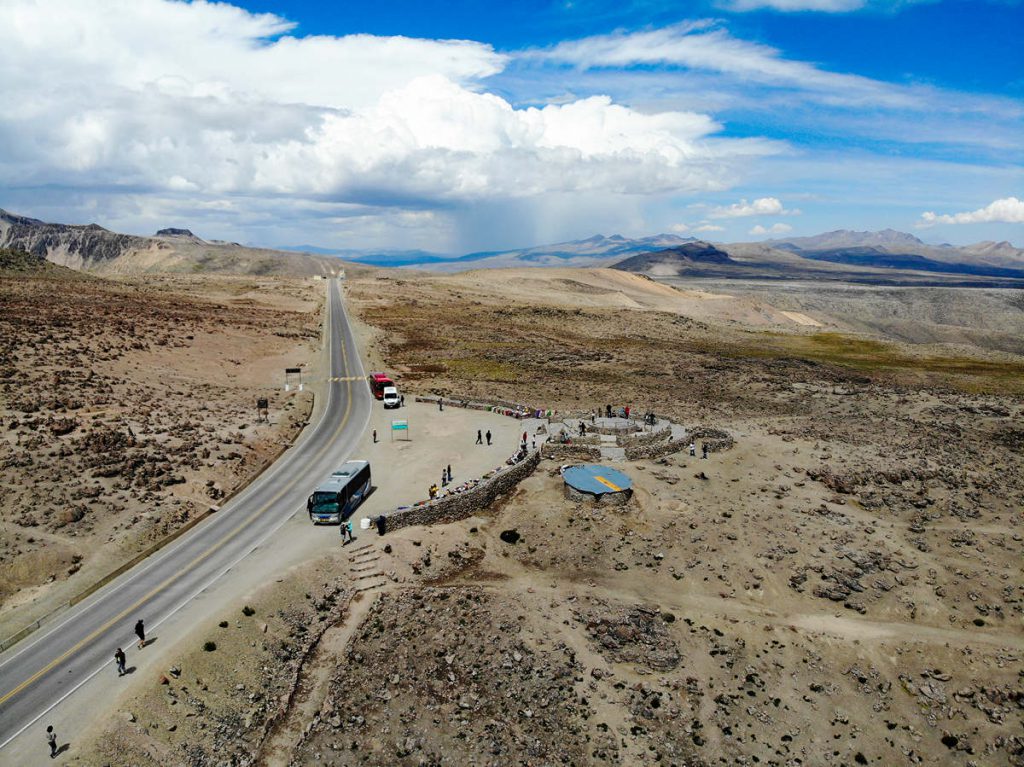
256;397;269;422
391;419;410;442
284;367;302;392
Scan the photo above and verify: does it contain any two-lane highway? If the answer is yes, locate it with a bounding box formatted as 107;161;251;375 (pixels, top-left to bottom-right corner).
0;278;372;749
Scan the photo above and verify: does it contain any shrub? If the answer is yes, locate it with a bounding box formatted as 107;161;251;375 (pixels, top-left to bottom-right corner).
218;621;228;628
203;641;217;652
242;605;255;617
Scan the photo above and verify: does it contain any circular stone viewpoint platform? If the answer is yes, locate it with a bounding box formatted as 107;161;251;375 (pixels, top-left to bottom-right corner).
562;464;633;505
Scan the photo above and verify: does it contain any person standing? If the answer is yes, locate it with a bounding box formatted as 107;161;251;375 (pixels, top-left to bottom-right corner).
441;468;448;487
438;397;444;411
625;406;630;420
376;515;387;536
485;430;492;446
114;647;126;676
446;464;452;483
400;394;405;407
372;429;378;444
688;442;696;457
46;725;57;759
701;443;708;460
476;429;483;445
134;619;146;649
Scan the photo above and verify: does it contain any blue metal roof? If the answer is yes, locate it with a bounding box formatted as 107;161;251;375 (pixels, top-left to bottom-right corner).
563;464;632;495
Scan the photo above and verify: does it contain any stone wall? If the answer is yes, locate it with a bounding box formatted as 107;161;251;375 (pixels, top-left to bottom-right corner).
623;427;734;461
540;443;603;462
383;451;541;533
414;395;552;420
616;427;671;448
688;426;736;453
624;437;690;462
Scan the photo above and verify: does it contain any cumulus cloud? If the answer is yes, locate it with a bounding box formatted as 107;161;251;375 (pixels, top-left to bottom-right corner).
669;223;690;233
693;223;726;232
749;222;793;235
707;197;799;218
918;197;1024;226
0;0;780;219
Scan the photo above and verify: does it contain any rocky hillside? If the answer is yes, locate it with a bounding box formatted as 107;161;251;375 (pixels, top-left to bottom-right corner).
611;241;735;275
0;208;344;277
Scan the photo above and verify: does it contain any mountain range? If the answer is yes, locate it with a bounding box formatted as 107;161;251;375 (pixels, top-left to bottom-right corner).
2;207;1023;286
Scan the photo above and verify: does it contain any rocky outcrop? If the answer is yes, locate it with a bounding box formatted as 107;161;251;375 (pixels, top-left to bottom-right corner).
0;208;152;268
541;443;602;462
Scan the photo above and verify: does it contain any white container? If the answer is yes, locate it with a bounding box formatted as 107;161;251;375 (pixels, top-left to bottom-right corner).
360;517;371;530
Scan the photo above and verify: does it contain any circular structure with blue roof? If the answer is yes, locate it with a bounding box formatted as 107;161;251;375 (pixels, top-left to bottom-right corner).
562;464;633;505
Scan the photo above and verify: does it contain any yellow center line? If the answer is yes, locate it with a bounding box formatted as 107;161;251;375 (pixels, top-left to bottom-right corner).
0;282;356;708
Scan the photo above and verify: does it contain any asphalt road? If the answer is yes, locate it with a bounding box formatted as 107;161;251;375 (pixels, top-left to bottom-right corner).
0;278;372;750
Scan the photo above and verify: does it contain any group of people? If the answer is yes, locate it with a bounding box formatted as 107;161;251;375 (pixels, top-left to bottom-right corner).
475;429;493;445
689;441;709;459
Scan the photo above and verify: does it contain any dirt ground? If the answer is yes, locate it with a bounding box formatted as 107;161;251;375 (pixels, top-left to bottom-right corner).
0;265;323;636
48;265;1024;765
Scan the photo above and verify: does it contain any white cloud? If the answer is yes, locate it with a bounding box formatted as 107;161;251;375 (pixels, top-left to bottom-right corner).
719;0;935;12
918;197;1024;226
0;0;781;216
721;0;865;10
669;223;690;233
749;222;793;235
529;22;925;109
693;223;726;232
708;196;799;218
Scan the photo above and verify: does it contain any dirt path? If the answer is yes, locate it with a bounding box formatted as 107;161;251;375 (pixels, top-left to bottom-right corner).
257;590;381;767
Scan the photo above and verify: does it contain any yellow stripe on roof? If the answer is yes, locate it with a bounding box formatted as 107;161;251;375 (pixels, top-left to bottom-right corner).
594;475;622;492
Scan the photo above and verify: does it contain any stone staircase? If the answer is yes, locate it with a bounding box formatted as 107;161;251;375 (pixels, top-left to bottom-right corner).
346;540;388;593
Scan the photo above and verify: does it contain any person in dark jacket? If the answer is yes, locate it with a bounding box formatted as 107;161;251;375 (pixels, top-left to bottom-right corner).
114;647;126;676
376;515;387;536
134;619;146;649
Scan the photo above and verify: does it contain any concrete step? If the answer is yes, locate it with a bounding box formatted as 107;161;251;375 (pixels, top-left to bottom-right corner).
350;563;378;573
354;580;388;593
354;571;385;581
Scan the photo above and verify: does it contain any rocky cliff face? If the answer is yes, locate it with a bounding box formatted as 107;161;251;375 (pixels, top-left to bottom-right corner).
0;209;154;269
0;208;341;276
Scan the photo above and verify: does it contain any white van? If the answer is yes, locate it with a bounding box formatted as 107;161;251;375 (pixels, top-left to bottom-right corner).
382;386;400;409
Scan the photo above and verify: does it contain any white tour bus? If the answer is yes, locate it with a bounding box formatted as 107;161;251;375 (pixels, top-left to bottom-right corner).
307;460;371;524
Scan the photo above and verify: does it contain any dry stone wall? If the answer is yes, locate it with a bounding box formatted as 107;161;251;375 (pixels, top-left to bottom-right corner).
616;427;671;448
541;443;603;462
384;451;541;533
624;437;691;462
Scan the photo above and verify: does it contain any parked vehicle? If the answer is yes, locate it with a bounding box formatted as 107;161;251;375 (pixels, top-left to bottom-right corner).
367;372;394;400
382;385;400;409
307;461;371;524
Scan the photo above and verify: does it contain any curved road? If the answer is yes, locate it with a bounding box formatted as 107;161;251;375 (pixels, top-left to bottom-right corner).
0;278;372;751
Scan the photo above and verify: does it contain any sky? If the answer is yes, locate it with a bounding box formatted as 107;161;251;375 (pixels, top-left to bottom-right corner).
1;0;1022;253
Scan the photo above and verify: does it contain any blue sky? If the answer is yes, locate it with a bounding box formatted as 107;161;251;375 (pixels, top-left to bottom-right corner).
0;0;1021;252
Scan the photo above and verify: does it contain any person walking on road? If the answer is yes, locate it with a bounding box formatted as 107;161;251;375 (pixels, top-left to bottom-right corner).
134;619;145;649
485;429;492;446
476;429;483;445
372;429;378;444
46;725;57;759
115;647;126;676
